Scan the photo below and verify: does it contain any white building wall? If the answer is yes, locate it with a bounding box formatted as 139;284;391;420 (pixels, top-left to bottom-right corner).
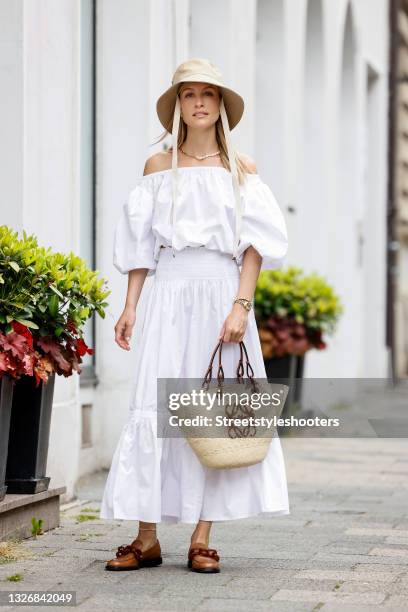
24;0;82;499
0;0;390;500
281;0;389;378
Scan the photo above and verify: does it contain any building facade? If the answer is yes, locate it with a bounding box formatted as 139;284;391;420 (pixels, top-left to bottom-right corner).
0;0;391;501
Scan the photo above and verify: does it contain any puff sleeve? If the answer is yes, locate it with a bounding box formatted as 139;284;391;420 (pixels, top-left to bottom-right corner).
113;180;157;277
236;175;288;270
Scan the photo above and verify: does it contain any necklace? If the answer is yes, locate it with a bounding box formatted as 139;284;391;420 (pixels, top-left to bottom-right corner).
179;146;220;161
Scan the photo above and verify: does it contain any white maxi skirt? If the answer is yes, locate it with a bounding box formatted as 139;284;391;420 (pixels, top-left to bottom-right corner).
100;246;290;523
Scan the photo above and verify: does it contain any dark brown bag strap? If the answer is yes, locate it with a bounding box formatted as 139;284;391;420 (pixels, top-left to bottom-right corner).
202;339;254;389
239;340;255;379
202;339;223;388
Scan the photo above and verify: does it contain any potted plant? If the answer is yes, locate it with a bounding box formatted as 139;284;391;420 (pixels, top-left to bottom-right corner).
0;375;13;501
254;266;343;415
0;226;110;494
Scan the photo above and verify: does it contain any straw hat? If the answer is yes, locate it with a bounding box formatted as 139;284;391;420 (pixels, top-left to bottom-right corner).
155;58;245;261
156;58;244;130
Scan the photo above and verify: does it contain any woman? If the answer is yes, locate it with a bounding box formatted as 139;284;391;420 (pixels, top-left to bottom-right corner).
101;58;290;574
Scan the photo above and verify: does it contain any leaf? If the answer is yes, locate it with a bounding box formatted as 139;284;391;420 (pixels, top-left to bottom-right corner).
15;319;39;330
0;352;9;373
79;307;90;319
9;261;20;273
9;302;25;309
55;326;64;337
0;331;28;359
49;284;64;299
37;336;71;373
96;306;105;319
48;294;59;318
75;338;94;357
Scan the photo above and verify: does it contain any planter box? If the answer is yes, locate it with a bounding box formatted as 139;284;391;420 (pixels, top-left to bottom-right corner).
264;354;305;417
0;376;14;501
0;486;66;540
6;373;55;494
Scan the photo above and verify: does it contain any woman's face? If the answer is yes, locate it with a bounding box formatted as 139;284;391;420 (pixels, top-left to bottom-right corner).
179;82;221;128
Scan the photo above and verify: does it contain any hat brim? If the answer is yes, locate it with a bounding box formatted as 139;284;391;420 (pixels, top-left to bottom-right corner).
156;81;244;131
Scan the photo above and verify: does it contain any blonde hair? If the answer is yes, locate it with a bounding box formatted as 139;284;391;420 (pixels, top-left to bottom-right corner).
151;85;251;186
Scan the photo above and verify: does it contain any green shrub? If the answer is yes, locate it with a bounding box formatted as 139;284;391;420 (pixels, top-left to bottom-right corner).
255;266;343;359
0;226;110;382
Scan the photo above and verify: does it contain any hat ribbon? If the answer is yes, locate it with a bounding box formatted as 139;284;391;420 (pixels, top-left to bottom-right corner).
170;97;181;257
219;98;241;261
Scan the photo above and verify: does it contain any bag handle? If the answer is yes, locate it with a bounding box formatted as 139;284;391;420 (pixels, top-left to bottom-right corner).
202;339;255;390
201;339;259;439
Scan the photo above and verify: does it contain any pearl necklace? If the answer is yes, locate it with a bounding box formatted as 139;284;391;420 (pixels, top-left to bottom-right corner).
179;146;220;161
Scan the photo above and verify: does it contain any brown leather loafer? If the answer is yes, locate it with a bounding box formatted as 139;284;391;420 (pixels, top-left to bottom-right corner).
187;542;220;573
105;538;162;571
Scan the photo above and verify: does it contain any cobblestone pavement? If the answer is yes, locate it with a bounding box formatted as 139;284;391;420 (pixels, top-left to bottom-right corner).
0;435;407;610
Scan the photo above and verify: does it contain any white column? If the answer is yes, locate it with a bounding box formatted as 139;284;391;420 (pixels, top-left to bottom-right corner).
0;0;23;228
96;0;154;464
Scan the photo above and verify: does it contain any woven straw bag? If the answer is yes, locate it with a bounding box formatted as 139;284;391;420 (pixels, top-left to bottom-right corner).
183;339;287;469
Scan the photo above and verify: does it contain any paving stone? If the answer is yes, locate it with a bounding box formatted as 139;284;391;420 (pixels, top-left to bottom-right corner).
311;552;408;566
321;605;406;612
385;536;408;545
200;565;297;577
346;527;408;537
351;563;408;577
321;542;378;554
160;583;279;600
45;583;163;607
369;547;408;558
199;599;315;611
295;569;399;583
270;588;386;604
395;522;408;529
78;593;205;610
384;594;408;607
0;580;58;592
120;570;232;587
245;577;342;591
338;580;408;595
349;521;399;529
395;573;408;583
22;536;113;551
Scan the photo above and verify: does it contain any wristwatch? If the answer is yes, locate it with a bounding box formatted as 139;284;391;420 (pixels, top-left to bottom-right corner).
233;297;253;312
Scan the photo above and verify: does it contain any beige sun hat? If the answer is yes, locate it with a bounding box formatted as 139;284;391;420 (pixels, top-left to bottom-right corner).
156;58;245;261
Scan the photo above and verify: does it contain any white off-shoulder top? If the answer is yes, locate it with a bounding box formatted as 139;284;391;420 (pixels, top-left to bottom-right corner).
113;166;288;277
